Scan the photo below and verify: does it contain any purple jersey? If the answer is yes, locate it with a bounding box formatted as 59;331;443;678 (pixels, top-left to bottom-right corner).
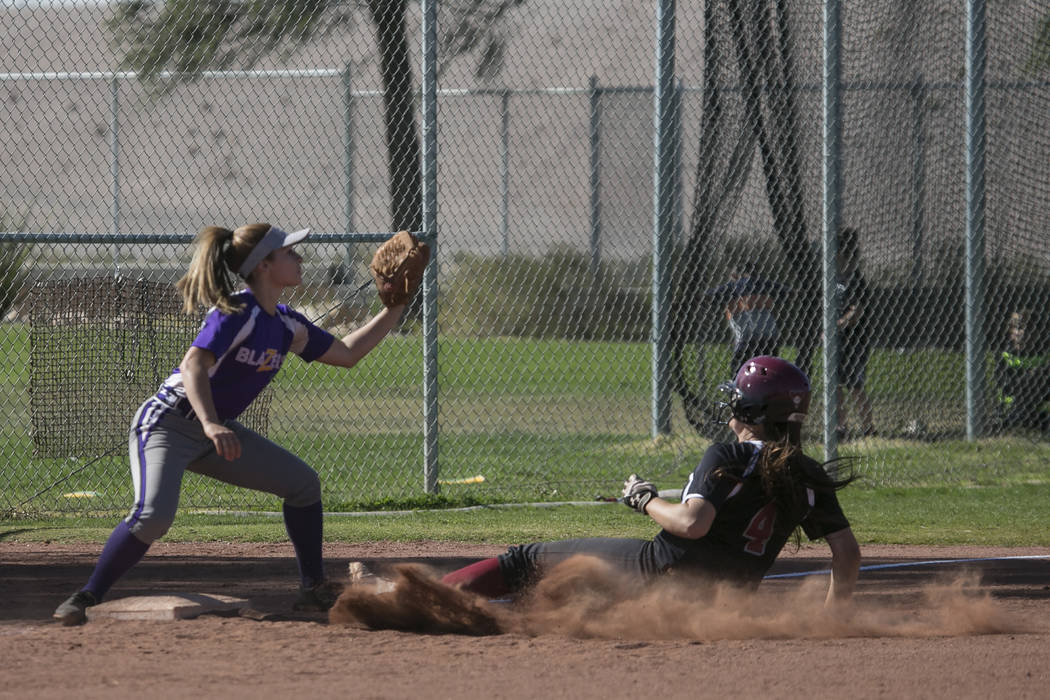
155;290;335;421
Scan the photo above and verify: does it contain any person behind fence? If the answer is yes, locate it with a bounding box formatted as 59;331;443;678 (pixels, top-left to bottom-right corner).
834;227;875;440
706;266;789;376
434;356;861;606
995;309;1050;430
53;223;420;625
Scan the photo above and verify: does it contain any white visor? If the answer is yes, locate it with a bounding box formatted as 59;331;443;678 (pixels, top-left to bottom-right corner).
237;225;310;278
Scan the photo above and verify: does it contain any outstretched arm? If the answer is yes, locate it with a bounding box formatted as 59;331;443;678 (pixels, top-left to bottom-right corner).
620;474;716;539
824;527;861;606
643;497;717;540
316;305;405;369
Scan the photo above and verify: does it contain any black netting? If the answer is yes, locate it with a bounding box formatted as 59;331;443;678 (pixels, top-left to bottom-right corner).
29;277;270;457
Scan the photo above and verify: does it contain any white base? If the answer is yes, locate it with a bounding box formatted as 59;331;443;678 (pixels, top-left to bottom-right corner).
86;593;250;621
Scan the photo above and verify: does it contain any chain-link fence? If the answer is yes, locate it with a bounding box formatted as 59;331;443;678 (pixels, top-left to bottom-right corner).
2;0;1049;516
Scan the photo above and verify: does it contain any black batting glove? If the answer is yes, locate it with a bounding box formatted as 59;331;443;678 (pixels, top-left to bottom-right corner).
622;473;657;514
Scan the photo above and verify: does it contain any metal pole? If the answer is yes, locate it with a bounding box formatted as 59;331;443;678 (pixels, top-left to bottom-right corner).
421;0;440;492
500;90;510;257
651;0;675;437
911;73;926;288
671;79;684;243
965;0;988;440
822;0;843;458
343;64;356;277
110;74;121;276
589;75;602;277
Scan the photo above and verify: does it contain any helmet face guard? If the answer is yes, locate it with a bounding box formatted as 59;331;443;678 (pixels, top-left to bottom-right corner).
715;356;811;427
716;381;759;424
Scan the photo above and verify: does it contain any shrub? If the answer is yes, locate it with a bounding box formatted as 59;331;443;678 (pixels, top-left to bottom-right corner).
442;246;651;341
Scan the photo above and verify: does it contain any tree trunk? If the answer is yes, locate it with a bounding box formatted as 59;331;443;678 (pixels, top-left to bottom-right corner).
368;0;423;235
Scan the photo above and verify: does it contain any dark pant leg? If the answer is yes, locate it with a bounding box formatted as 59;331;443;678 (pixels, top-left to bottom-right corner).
839;341;871;390
498;538;663;592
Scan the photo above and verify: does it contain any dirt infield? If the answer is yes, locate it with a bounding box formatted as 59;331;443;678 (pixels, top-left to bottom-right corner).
2;541;1049;699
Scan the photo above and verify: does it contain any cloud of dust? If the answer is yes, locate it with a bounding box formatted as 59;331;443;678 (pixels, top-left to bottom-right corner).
329;564;507;635
329;557;1029;640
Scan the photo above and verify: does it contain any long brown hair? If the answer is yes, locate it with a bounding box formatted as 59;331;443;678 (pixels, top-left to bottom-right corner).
175;223;271;314
754;421;856;547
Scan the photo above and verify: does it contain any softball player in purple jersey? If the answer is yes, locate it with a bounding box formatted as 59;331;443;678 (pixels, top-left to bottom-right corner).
441;356;862;607
54;223;408;625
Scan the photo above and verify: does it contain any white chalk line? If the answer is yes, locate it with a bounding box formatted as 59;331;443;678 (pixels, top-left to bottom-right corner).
764;554;1050;579
453;556;1050;604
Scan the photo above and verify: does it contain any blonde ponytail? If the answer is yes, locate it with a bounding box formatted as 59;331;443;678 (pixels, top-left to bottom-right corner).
176;223;271;314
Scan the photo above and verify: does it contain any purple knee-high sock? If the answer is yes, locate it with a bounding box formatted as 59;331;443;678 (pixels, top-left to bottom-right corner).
283;501;325;589
83;520;151;601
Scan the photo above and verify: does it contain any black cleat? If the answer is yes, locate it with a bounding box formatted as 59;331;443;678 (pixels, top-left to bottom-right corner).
292;580;344;612
53;591;98;626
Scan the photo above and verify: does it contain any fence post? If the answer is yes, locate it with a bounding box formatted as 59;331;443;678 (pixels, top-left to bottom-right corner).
342;64;356;275
651;0;675;437
421;0;440;492
910;72;926;288
589;74;602;277
500;89;510;257
110;73;121;276
965;0;988;440
671;78;684;243
822;0;844;457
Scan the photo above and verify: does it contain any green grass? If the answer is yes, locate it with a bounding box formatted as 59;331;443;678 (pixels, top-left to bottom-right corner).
837;483;1050;545
1;435;708;516
295;335;653;395
3;483;1049;546
2;323;1050;516
17;429;1046;518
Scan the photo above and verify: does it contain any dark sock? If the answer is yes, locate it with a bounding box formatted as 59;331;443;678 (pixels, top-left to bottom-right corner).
283;501;325;588
83;520;151;600
441;557;511;598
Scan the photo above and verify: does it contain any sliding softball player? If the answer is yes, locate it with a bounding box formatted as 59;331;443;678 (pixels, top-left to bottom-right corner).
441;356;862;606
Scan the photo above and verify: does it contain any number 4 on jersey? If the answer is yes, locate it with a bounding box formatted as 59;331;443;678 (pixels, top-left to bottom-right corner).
743;502;777;555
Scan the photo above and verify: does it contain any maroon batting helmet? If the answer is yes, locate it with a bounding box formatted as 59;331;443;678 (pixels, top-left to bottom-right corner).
717;355;811;425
